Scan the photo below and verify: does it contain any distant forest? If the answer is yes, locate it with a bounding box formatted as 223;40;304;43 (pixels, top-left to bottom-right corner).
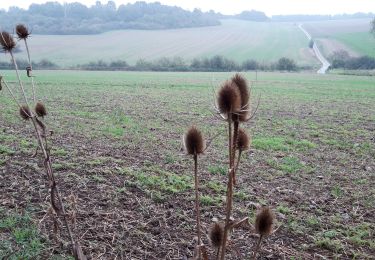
0;1;373;35
0;1;223;34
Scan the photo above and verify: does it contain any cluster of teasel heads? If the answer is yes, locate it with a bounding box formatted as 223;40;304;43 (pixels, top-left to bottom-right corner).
0;26;85;259
184;74;275;259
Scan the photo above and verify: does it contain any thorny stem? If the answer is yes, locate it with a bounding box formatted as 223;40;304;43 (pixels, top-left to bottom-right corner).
23;39;36;103
9;52;77;256
219;113;234;260
232;120;239;185
194;152;202;258
253;234;263;260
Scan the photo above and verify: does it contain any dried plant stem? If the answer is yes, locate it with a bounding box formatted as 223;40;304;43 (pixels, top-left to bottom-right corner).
193;152;202;257
1;78;23;108
234;150;243;176
253;234;263;260
23;39;36;103
9;53;77;256
216;247;220;260
219;114;234;260
232;120;239;185
9;52;29;106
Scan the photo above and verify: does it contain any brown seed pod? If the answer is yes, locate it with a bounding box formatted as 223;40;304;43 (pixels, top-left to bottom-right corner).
209;222;224;248
0;31;16;52
217;81;241;115
255;207;275;237
237;128;251;151
19;105;31;120
184;126;205;155
16;24;30;40
35;102;47;117
231;73;249;108
232;73;250;122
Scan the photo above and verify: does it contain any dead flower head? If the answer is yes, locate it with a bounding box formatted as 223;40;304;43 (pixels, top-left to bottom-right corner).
255;206;275;237
16;24;30;40
209;222;224;248
0;31;16;52
19;105;31;120
217;81;241;115
35;102;47;117
184;126;205;155
237;128;251;151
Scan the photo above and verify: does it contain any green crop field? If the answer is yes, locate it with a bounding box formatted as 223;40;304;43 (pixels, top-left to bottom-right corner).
0;70;374;258
17;20;318;66
303;18;375;57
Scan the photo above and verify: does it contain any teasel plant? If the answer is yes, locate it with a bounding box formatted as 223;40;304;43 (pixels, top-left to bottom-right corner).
212;73;260;259
253;207;275;259
0;27;85;259
184;126;208;259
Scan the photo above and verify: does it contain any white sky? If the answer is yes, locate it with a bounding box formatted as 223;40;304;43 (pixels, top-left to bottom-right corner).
1;0;375;16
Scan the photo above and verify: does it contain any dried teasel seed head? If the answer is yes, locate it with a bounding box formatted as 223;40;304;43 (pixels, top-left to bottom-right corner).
231;73;249;108
16;24;30;40
35;102;47;117
217;81;241;115
209;222;224;248
0;31;16;52
19;105;31;120
255;206;275;237
237;128;251;151
232;73;250;122
184;126;205;155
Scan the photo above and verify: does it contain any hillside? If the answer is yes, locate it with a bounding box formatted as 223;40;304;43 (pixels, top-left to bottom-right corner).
14;20;317;67
303;18;375;58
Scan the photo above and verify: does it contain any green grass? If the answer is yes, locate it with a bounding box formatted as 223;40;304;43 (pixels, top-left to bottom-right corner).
334;32;375;58
303;18;375;57
22;20;316;66
0;211;44;259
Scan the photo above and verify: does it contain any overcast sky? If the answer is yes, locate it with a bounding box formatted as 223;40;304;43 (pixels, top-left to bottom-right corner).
2;0;375;16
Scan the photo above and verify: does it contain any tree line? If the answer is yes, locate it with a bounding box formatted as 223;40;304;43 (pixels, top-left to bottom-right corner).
329;50;375;70
0;56;304;72
0;1;220;34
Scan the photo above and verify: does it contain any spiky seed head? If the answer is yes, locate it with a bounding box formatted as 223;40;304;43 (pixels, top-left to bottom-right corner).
0;31;16;52
232;73;250;122
255;207;275;237
209;222;224;248
237;128;251;151
217;81;241;115
16;24;30;40
184;126;205;155
35;102;47;117
19;105;31;120
232;73;249;107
